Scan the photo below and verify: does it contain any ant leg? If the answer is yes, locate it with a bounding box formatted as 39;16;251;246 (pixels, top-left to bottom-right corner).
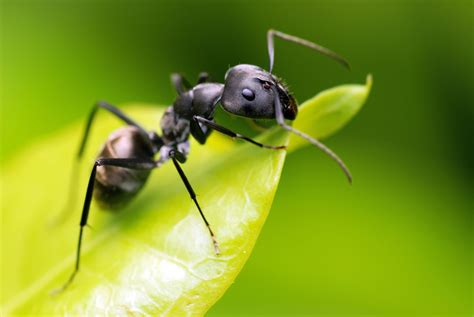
52;102;149;226
266;29;350;73
171;73;192;95
54;157;156;293
272;86;352;183
78;101;149;159
169;150;220;255
190;118;212;144
193;115;286;150
196;72;209;84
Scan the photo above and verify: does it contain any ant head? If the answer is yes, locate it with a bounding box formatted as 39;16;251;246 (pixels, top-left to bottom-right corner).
221;64;297;120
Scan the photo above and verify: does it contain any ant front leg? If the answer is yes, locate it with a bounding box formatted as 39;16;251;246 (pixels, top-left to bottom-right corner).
193;115;286;150
194;116;286;150
54;157;156;294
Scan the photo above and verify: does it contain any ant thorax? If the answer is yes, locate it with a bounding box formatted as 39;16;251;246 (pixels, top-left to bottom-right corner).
158;106;191;162
160;106;191;144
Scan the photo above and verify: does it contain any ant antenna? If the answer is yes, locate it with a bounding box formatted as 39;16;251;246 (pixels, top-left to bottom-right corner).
273;86;352;184
266;29;352;183
267;29;351;73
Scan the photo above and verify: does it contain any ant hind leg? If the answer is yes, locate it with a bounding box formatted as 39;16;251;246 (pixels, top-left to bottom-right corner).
52;158;156;294
51;102;149;227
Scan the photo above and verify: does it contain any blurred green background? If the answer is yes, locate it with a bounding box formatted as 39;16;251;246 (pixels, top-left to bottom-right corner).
1;0;472;316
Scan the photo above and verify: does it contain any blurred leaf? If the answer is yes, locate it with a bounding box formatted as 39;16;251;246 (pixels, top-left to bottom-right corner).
1;77;371;315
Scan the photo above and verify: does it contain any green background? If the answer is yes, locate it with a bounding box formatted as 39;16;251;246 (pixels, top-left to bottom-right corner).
1;0;472;316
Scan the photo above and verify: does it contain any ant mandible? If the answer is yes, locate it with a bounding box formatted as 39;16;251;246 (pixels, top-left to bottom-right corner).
59;29;351;291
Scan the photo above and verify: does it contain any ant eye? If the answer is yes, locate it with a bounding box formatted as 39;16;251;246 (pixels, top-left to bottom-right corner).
262;81;272;90
242;88;255;101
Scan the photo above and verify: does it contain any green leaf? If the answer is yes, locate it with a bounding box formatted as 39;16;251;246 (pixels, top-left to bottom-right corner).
288;74;372;152
1;76;371;316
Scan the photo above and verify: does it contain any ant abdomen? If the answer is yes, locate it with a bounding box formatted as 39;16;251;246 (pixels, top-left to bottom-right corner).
94;126;154;209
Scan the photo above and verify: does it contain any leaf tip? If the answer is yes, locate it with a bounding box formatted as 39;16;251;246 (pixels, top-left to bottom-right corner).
365;74;373;92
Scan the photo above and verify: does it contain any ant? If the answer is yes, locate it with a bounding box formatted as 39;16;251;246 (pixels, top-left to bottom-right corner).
58;29;351;292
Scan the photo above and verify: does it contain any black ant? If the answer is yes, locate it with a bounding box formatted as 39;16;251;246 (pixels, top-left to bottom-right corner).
58;29;351;292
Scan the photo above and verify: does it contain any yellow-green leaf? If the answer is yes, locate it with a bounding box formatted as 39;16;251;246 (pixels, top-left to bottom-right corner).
1;76;371;316
288;74;372;152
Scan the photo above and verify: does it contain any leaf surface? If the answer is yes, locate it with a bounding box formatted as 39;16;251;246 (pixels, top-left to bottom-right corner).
1;76;371;316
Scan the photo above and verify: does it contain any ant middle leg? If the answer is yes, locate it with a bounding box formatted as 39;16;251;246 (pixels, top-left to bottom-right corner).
193;115;286;150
